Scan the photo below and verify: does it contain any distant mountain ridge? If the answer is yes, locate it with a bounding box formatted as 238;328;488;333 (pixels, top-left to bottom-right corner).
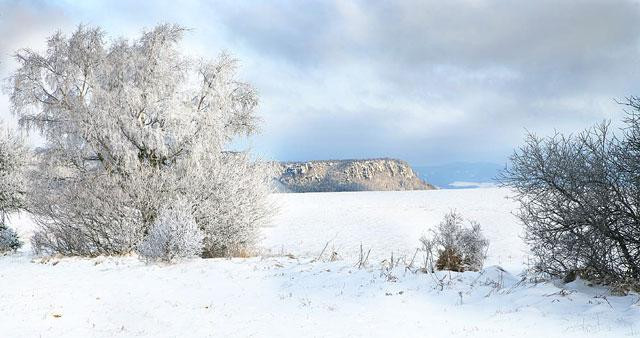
275;158;435;192
412;162;504;189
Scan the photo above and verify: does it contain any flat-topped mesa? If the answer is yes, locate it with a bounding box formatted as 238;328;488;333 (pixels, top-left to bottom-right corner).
275;158;436;192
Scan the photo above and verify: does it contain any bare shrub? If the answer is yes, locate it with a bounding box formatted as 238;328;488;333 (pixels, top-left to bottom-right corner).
420;211;489;272
500;98;640;287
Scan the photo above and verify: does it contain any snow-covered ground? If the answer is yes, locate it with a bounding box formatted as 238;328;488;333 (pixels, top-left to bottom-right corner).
1;188;639;337
264;187;524;272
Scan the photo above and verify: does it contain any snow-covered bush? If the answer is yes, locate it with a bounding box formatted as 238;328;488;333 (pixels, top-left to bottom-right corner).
138;199;203;262
420;211;489;272
501;99;640;286
0;127;28;213
0;126;28;254
195;152;272;257
0;224;21;253
8;24;272;257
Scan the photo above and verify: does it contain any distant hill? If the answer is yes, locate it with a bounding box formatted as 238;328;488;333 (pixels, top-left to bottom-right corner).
275;158;435;193
412;162;504;189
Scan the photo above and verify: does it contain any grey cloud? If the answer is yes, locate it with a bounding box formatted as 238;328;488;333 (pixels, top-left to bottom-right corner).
214;1;640;70
368;1;640;67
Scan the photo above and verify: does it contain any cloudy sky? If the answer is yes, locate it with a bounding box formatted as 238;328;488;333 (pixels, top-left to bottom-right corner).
1;0;640;166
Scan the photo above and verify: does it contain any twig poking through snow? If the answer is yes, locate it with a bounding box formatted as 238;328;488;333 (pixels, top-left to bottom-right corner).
355;243;371;269
313;241;330;262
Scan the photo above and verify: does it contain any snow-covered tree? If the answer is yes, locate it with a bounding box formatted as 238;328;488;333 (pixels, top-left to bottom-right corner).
9;24;272;257
138;199;203;262
0;126;28;253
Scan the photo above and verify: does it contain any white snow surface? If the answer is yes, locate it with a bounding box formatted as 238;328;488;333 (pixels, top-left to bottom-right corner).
1;188;639;337
265;187;525;272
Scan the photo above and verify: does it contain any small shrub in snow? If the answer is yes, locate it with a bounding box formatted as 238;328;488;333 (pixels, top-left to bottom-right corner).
420;211;489;272
138;200;204;262
0;224;21;253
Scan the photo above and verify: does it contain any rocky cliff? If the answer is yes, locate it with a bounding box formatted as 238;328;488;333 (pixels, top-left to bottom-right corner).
275;158;435;192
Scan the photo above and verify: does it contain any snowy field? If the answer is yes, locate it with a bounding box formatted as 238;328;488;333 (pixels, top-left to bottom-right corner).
1;188;639;337
265;187;524;272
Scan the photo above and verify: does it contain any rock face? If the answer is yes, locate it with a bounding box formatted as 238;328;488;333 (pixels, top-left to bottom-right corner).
275;158;436;192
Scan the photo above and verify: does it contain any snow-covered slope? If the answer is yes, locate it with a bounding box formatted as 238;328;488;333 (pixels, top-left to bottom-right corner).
265;187;525;272
1;188;638;337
